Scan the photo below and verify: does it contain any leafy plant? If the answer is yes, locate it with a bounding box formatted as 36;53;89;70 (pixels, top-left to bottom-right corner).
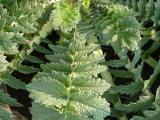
0;0;160;120
0;0;55;119
27;32;110;120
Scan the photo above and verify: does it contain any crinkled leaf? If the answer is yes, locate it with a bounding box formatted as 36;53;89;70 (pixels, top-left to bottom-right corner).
51;0;80;32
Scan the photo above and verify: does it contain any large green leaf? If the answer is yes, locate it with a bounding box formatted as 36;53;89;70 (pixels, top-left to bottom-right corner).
28;32;110;119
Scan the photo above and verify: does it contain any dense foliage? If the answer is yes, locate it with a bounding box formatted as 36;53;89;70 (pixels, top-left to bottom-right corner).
0;0;160;120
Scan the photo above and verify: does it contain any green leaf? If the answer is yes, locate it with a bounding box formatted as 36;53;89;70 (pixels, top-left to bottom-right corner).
50;0;81;32
25;55;44;64
73;77;110;95
131;109;160;120
143;109;160;119
0;32;18;54
17;65;40;74
33;44;52;54
115;96;154;113
109;70;134;78
34;70;69;86
110;80;144;94
27;75;68;108
106;58;128;67
48;44;68;53
100;4;141;51
41;60;72;73
31;103;64;120
70;91;110;120
31;103;91;120
0;90;21;107
131;116;145;120
2;74;25;89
